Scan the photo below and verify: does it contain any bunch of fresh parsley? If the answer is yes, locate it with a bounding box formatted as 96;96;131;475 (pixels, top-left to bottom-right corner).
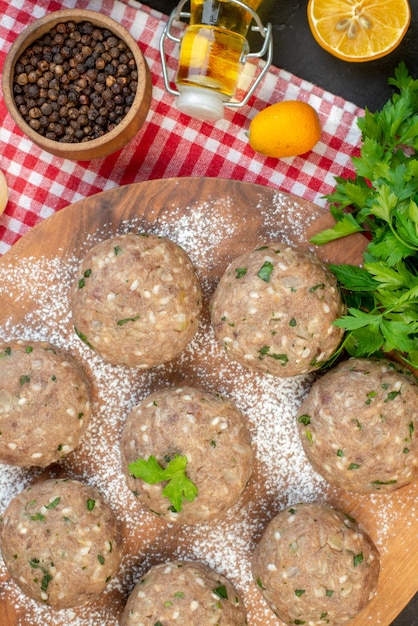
311;62;418;369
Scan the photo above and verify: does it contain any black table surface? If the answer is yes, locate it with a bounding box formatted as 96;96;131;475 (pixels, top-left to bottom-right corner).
141;0;418;623
142;0;418;111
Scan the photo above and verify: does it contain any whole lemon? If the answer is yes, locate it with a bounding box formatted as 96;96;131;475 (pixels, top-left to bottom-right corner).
249;100;321;158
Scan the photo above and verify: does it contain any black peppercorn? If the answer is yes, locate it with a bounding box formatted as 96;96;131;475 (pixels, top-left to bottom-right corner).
40;101;53;116
28;107;42;119
17;73;29;85
12;19;138;144
26;84;40;98
29;118;41;130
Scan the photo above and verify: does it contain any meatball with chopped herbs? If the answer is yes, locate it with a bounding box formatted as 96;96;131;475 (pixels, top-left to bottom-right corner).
296;357;418;493
0;478;122;609
210;242;345;377
121;385;254;524
120;560;247;625
252;502;379;625
71;232;202;368
0;339;91;467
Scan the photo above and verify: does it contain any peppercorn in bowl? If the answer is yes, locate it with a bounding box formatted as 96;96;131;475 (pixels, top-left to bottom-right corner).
2;9;152;160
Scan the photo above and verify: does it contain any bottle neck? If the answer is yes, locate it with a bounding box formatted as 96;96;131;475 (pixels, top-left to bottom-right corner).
189;0;263;36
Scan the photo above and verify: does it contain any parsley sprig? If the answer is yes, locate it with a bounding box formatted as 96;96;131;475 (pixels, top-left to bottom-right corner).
311;62;418;369
128;454;198;513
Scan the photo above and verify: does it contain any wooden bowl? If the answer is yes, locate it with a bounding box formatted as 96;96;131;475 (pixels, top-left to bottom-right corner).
2;9;152;160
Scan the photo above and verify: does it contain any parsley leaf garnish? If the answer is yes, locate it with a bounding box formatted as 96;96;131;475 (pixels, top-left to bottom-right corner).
128;454;198;513
310;62;418;369
257;261;274;282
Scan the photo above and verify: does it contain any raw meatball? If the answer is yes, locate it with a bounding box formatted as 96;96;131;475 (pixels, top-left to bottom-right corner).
211;242;345;377
121;386;254;524
120;560;247;625
252;502;379;625
0;478;122;609
0;339;91;467
71;233;202;368
296;357;418;493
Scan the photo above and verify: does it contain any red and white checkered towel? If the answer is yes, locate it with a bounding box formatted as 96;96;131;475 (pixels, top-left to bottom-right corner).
0;0;363;256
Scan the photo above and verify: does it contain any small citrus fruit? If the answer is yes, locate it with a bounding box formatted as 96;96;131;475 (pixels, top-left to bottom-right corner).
307;0;411;62
249;101;321;159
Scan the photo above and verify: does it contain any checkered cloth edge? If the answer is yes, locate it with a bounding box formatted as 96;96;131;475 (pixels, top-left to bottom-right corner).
0;0;364;256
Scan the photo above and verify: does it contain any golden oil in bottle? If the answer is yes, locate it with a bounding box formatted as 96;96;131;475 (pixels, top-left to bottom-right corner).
174;0;263;119
176;25;248;97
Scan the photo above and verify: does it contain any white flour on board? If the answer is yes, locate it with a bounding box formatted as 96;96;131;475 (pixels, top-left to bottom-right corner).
0;193;414;625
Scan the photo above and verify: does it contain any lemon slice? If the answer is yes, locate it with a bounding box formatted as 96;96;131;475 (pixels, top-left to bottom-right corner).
307;0;411;62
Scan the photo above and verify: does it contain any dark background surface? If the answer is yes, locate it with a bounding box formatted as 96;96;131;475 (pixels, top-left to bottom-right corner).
143;0;418;111
141;0;418;623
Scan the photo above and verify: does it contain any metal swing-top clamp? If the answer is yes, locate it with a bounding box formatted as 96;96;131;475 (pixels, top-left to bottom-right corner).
159;0;273;110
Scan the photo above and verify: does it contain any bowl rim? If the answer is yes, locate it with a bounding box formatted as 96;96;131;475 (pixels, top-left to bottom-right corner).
2;8;151;158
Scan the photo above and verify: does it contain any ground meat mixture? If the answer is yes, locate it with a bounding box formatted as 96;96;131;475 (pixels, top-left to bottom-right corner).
121;386;254;524
252;502;380;625
0;339;91;467
296;357;418;493
120;560;247;625
71;233;202;368
210;242;345;377
0;478;122;609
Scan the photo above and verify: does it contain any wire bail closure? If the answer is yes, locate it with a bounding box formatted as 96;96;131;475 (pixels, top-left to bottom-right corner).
159;0;273;109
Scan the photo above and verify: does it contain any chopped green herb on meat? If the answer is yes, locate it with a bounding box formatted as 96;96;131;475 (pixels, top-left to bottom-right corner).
29;512;46;522
213;584;228;599
257;261;274;282
365;390;377;404
309;283;325;292
305;428;313;444
87;498;96;511
45;497;60;509
384;390;401;402
371;479;397;488
256;577;266;590
258;345;289;364
235;267;247;278
74;326;95;350
28;558;53;596
117;315;140;326
78;268;92;289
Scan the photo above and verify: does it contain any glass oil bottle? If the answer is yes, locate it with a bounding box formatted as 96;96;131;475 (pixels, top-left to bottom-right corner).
160;0;273;121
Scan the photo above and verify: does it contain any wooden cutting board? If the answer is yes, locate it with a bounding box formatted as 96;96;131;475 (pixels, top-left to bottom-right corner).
0;177;416;626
